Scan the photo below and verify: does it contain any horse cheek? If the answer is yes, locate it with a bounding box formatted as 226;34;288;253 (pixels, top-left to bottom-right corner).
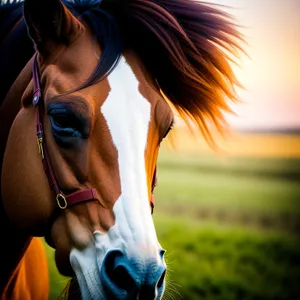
1;108;53;235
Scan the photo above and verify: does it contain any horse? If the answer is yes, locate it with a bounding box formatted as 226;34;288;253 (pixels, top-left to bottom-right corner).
0;0;244;298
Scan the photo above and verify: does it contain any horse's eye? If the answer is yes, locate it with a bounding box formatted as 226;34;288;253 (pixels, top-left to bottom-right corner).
51;114;78;129
163;126;172;138
47;103;89;141
163;120;174;138
47;105;89;148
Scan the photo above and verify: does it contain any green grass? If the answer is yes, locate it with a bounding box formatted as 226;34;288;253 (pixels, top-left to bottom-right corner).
155;166;299;212
154;217;300;300
154;152;300;233
45;245;69;300
45;151;300;299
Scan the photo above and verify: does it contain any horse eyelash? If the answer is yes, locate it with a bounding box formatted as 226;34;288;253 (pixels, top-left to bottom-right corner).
163;119;174;139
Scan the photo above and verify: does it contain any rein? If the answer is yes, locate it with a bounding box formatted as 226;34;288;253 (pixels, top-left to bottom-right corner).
32;53;156;220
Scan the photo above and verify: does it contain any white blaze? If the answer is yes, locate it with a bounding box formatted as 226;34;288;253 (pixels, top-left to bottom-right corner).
101;56;157;246
70;56;162;299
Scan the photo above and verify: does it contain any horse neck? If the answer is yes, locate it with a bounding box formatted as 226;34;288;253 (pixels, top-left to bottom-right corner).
0;57;34;293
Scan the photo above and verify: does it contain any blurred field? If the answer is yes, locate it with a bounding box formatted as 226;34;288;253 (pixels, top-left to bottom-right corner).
166;127;300;158
44;132;300;299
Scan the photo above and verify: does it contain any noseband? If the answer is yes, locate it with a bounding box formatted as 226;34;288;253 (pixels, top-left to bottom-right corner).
31;54;156;229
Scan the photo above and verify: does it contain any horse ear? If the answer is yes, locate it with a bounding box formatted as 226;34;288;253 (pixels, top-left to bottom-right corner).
23;0;83;56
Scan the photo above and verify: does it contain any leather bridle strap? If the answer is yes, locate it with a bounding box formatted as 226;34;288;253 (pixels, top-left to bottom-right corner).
32;53;156;213
32;54;100;209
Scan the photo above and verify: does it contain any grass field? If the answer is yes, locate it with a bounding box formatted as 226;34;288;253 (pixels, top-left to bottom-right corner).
44;133;300;299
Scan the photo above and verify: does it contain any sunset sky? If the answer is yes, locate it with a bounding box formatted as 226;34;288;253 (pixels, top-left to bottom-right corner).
211;0;300;130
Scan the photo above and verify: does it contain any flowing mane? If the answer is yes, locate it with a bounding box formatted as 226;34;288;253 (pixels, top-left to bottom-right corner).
106;0;245;142
1;0;244;143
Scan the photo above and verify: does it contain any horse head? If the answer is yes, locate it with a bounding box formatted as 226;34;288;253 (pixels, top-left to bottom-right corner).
1;0;243;298
2;0;173;298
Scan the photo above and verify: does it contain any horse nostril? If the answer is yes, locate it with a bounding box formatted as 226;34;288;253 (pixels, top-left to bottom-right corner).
139;266;166;299
101;249;166;298
101;249;139;296
113;264;136;290
157;269;166;289
159;249;166;260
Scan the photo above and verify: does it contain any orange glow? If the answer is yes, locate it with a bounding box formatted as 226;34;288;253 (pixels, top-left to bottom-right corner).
211;0;300;130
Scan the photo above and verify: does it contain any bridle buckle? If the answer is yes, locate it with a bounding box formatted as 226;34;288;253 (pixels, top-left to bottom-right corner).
37;136;44;160
56;193;67;209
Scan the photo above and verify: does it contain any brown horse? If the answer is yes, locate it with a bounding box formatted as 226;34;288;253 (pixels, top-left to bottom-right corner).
0;0;244;298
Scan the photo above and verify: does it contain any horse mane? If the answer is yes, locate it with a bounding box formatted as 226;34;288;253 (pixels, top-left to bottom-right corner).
104;0;245;144
70;0;245;143
0;0;35;103
1;0;245;143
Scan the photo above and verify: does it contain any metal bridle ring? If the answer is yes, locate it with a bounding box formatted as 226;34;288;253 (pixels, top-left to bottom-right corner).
56;193;67;209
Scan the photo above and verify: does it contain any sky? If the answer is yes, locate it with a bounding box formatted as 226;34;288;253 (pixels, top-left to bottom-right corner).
209;0;300;130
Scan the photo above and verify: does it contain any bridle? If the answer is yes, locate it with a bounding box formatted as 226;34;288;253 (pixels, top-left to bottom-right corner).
31;53;157;232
